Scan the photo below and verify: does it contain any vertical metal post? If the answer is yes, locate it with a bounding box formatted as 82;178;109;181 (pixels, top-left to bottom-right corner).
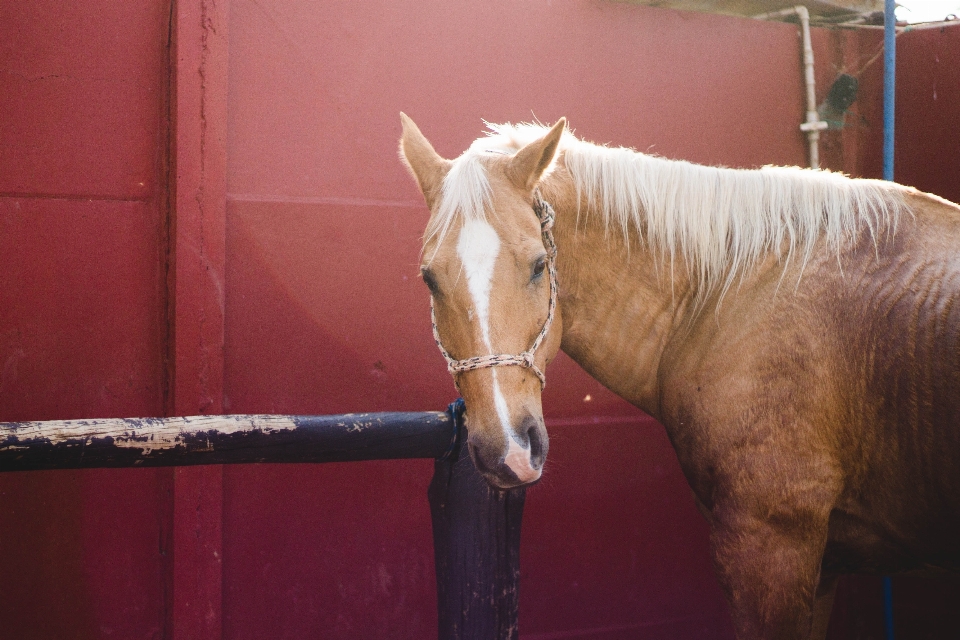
429;399;527;639
882;0;896;182
882;1;896;638
883;576;895;640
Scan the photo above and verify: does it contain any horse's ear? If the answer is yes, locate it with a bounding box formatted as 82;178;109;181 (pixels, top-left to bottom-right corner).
507;118;566;193
399;113;451;210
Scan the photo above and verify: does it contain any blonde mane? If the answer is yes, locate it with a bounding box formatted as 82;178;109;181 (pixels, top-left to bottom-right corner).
428;122;905;295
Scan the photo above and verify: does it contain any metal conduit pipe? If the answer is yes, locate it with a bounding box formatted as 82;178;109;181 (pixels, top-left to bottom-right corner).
882;0;897;634
754;5;829;169
882;0;897;182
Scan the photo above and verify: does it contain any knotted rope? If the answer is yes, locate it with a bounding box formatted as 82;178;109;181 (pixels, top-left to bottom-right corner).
430;194;559;389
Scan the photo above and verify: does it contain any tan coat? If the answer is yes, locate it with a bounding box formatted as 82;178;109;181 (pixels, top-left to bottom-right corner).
401;115;960;640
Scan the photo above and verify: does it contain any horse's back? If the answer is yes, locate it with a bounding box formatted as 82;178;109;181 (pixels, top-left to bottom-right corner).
822;189;960;572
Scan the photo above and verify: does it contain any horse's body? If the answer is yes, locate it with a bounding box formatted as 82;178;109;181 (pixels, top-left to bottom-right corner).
399;115;960;639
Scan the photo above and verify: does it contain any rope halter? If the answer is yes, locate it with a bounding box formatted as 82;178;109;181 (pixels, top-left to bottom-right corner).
430;194;559;390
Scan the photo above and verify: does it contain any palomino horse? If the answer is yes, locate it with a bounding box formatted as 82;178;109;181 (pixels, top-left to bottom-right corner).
399;114;960;639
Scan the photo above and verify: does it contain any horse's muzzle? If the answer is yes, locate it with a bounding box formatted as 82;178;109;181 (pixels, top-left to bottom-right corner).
468;412;549;489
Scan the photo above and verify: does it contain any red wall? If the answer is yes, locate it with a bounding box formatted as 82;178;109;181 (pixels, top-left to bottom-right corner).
1;1;958;638
0;1;171;638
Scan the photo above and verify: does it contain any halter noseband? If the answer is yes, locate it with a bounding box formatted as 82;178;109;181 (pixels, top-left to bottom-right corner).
430;195;559;389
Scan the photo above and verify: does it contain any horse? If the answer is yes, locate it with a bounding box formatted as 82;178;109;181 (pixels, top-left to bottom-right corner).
398;114;960;639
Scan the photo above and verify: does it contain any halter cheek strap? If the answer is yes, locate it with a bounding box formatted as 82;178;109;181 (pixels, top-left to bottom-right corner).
430;195;559;389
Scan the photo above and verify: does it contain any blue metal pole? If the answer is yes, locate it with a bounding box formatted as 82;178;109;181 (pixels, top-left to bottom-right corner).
883;576;895;640
882;2;896;633
883;0;896;182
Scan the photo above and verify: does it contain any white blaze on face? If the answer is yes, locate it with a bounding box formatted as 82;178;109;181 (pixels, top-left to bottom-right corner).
456;219;500;350
457;219;537;480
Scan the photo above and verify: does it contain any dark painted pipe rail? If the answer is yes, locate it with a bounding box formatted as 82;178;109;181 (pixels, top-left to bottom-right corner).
0;411;456;471
0;400;525;639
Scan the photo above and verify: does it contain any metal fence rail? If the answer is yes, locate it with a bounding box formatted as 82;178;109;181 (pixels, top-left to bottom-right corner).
0;399;524;640
0;411;455;470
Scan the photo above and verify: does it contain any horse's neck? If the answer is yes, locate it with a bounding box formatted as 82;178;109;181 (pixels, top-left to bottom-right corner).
546;177;694;419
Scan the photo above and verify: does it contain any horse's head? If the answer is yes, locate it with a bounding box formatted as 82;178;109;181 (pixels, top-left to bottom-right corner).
399;114;566;489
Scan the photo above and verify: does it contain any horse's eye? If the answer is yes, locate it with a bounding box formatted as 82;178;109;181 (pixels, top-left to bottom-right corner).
531;256;547;282
421;267;440;295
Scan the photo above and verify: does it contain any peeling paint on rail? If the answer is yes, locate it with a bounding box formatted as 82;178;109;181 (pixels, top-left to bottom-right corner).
0;415;298;455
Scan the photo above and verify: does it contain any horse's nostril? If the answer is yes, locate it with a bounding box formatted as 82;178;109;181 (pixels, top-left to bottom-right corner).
520;414;547;469
527;425;544;468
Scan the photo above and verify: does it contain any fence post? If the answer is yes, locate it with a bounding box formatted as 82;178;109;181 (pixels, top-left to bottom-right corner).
428;399;526;640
